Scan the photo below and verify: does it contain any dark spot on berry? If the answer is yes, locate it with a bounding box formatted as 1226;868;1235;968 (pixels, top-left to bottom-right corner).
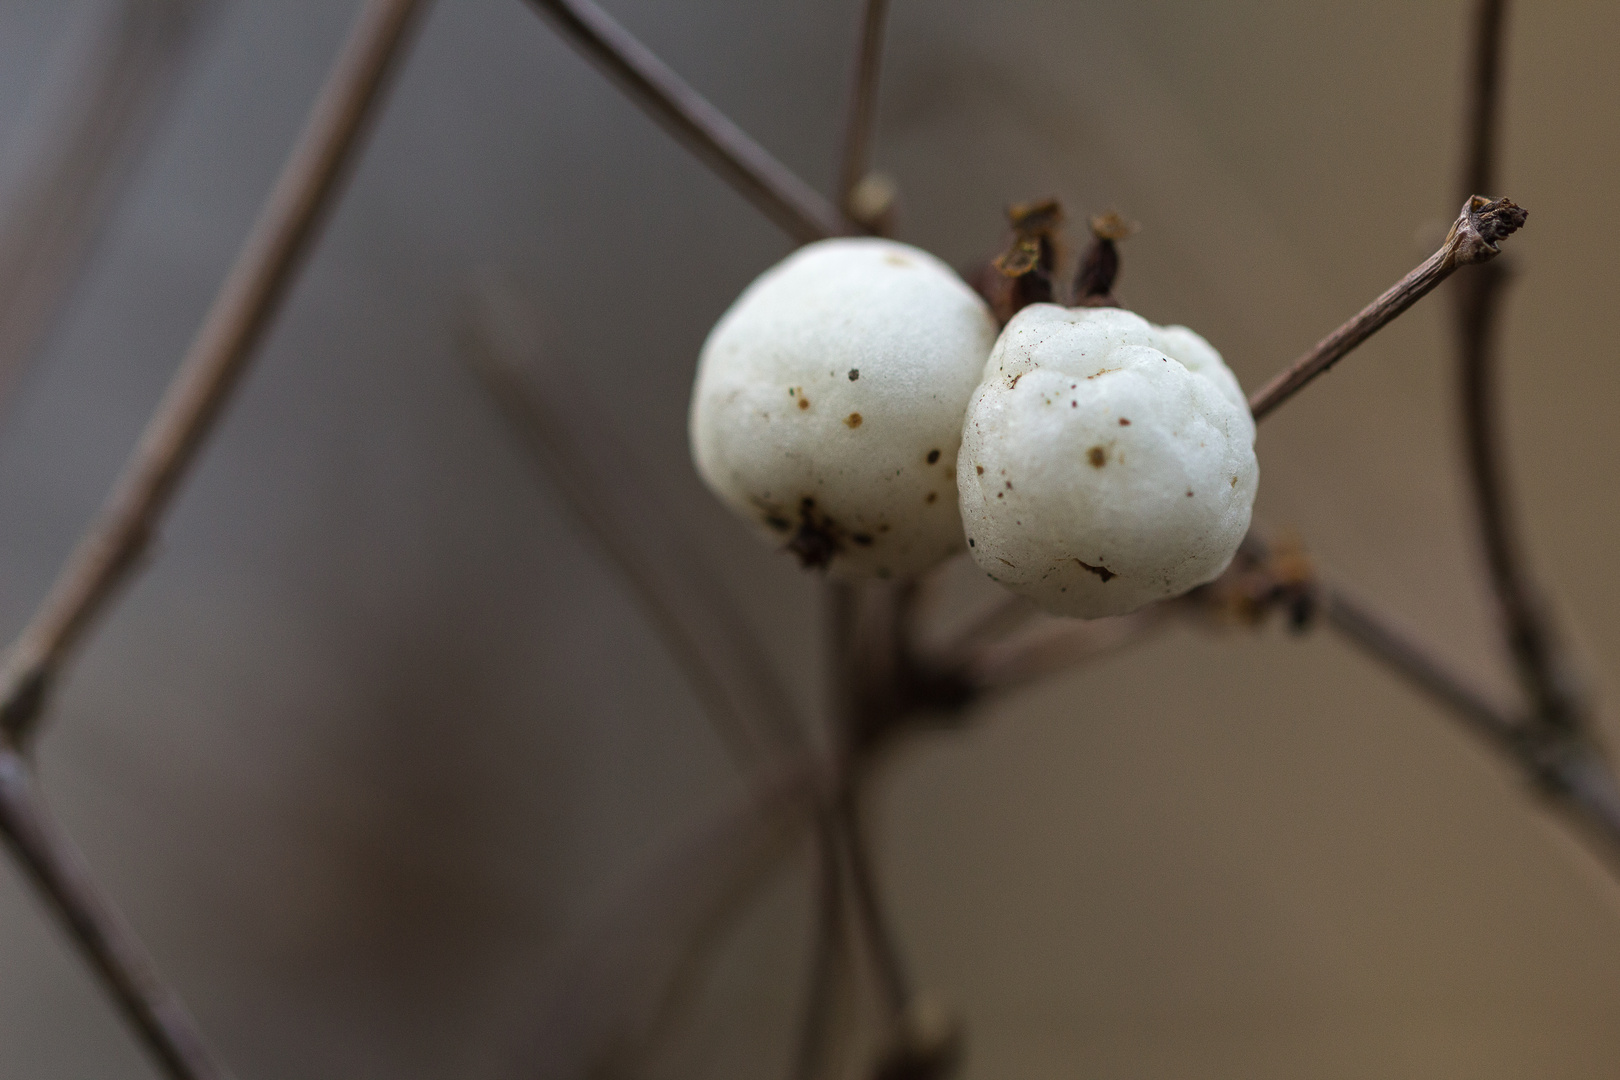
925;491;937;504
968;538;975;547
845;412;862;428
1087;446;1107;467
927;449;940;464
848;368;859;381
798;396;811;410
976;465;984;475
1119;417;1131;426
852;533;874;546
1073;558;1115;582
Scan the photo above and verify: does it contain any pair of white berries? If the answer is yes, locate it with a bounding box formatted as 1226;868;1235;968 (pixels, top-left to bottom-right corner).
688;237;1259;618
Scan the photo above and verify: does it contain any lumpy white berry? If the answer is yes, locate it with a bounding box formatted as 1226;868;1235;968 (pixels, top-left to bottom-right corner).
958;304;1258;617
690;238;997;578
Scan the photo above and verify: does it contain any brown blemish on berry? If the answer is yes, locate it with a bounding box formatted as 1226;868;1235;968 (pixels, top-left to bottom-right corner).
845;412;862;427
885;254;911;267
787;497;840;569
1186;489;1194;497
1087;446;1107;467
851;533;874;546
926;449;940;464
848;368;859;381
976;465;984;474
798;396;811;410
1074;558;1116;582
925;492;937;504
1119;417;1131;426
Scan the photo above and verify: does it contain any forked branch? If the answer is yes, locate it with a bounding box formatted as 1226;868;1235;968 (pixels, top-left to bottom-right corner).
1248;194;1526;421
0;0;427;743
523;0;855;243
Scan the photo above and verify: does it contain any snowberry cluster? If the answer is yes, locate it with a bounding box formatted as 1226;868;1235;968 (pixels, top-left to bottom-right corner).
689;229;1259;618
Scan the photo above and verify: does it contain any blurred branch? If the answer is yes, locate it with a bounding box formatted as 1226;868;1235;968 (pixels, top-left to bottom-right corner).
1248;194;1526;421
836;0;890;221
0;0;428;744
464;276;808;769
522;0;855;243
1453;0;1582;734
793;811;852;1080
0;743;227;1080
521;759;827;1078
0;0;213;407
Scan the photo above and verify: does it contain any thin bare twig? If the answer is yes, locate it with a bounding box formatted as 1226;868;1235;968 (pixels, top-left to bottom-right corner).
465;277;807;769
836;0;891;217
0;0;213;407
837;782;910;1024
1453;0;1579;733
0;0;428;743
0;744;227;1080
522;0;854;243
793;812;852;1080
1248;194;1526;421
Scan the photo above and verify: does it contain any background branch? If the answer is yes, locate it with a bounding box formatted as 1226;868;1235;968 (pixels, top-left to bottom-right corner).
523;0;854;243
1453;0;1581;734
0;0;428;743
0;0;213;409
836;0;891;220
0;744;226;1080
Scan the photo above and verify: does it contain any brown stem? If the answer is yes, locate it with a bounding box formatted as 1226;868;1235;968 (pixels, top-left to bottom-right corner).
0;0;427;743
837;0;891;218
0;744;228;1080
837;780;910;1023
0;0;213;408
522;0;855;243
1321;583;1521;747
1247;194;1526;421
793;812;851;1080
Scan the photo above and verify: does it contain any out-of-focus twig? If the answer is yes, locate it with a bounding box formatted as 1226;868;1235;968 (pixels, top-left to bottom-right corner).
0;0;427;744
1453;0;1580;734
953;605;1169;692
521;758;827;1079
465;276;807;769
1248;194;1526;421
793;811;852;1080
0;0;213;407
522;0;854;243
836;0;891;223
0;744;227;1080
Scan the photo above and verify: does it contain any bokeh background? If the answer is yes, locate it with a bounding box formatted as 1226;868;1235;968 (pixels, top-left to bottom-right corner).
1;0;1619;1077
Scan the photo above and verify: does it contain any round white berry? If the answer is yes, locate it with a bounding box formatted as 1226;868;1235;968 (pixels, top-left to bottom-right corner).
958;304;1258;617
690;238;997;578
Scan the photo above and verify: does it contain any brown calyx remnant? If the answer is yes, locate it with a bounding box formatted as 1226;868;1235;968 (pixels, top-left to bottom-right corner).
981;197;1064;322
1074;210;1137;307
971;200;1139;323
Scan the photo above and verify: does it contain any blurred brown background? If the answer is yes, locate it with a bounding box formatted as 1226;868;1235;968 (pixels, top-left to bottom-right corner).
2;0;1620;1076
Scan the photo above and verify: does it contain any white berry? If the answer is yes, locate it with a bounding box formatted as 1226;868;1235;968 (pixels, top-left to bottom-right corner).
690;238;997;578
958;304;1258;617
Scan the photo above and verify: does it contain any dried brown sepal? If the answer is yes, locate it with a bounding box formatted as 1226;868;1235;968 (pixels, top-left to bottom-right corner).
985;197;1065;319
1074;210;1137;307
